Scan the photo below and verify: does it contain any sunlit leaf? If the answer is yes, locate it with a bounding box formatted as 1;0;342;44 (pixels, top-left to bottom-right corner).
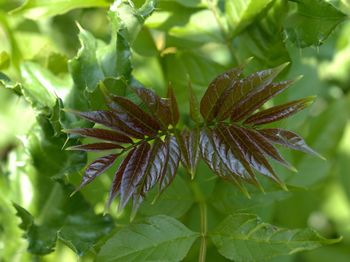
97;215;199;262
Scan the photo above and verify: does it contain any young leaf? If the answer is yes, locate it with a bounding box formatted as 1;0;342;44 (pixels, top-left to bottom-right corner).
97;215;199;262
63;128;133;144
119;142;152;209
66;143;124;152
108;95;161;136
230;79;294;122
176;129;200;179
167;83;180;126
200;66;243;122
158;136;181;193
244;96;315;126
210;213;341;262
259;128;322;158
134;86;171;129
217;63;289;120
74;154;118;193
66;110;146;139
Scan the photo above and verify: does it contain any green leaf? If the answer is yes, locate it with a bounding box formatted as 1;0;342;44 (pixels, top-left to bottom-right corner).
97;215;199;262
14;182;114;256
210;213;341;262
226;0;274;35
167;83;180;126
284;0;347;47
0;50;10;70
10;0;110;19
233;0;290;70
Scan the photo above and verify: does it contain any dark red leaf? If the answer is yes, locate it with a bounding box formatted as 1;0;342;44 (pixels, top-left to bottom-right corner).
176;129;200;179
134;87;171;129
229;126;285;188
63;128;133;144
230;79;296;122
67;110;146;139
167;83;180;126
74;154;118;193
66;143;124;152
200;66;243;122
214;126;259;185
242;128;296;171
108;95;161;136
244;97;315;126
188;80;202;123
158;136;180;193
119;142;151;209
199;128;250;196
217;63;289;121
131;139;168;215
107;148;135;209
259;128;323;158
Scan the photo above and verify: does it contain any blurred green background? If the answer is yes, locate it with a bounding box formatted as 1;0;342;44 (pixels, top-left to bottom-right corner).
1;0;350;261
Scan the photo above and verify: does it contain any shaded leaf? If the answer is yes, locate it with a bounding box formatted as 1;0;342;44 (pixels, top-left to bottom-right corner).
244;96;315;126
75;154;118;193
120;142;152;209
230;79;295;122
97;215;199;262
63;128;133;144
211;213;341;261
259;128;322;158
66;143;123;152
108;95;161;136
200;66;243;122
167;83;180;125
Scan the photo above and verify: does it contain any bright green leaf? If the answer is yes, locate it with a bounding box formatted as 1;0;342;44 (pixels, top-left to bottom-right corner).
97;215;199;262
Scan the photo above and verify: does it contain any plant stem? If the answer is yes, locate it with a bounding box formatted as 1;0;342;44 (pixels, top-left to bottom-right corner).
190;181;208;262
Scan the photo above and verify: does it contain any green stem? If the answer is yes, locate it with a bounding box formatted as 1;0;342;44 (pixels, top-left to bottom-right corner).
190;181;208;262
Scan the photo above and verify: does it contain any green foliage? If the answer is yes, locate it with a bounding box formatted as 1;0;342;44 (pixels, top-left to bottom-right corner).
0;0;349;261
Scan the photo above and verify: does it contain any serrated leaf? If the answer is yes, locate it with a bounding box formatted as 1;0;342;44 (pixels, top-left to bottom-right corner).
74;154;118;193
158;136;181;193
259;128;322;158
210;213;341;262
134;86;171;129
284;0;347;47
244;96;315;126
167;83;180;126
120;142;152;209
66;143;124;152
200;66;243;122
217;63;288;120
64;128;133;144
108;95;161;136
14;183;114;256
230;79;294;122
177;129;200;179
97;215;199;262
